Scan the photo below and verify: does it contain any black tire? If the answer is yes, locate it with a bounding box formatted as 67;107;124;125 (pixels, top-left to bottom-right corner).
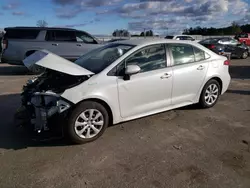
66;101;109;144
241;51;248;59
199;79;221;109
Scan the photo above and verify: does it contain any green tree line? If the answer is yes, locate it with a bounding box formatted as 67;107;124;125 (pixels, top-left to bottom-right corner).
183;22;250;36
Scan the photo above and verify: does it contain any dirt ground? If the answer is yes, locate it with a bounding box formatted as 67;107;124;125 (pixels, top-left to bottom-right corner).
0;59;249;188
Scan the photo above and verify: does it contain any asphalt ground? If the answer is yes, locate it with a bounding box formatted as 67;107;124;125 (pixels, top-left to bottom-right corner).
0;59;249;188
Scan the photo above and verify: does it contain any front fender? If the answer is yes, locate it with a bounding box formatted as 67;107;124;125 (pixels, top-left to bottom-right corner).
61;81;121;124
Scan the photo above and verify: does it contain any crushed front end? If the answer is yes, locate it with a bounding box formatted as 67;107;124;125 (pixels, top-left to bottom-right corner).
14;69;90;139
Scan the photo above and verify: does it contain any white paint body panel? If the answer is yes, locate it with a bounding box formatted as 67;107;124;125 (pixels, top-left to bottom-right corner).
44;39;230;124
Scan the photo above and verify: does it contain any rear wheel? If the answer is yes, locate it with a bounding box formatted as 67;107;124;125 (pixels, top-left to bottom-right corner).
199;79;221;108
241;51;248;59
66;101;109;144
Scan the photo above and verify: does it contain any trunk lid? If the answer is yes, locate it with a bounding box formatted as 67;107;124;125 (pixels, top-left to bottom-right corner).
23;50;94;76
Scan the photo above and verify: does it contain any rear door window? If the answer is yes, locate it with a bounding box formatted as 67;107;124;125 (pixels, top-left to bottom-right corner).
5;29;40;39
182;36;189;40
186;36;194;40
169;44;195;65
46;30;76;42
165;36;174;39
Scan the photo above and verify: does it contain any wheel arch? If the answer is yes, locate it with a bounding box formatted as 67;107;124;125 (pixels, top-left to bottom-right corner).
209;77;223;94
76;98;114;126
195;76;223;103
24;48;44;58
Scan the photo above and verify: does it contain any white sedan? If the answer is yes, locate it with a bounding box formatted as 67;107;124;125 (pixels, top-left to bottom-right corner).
18;39;231;144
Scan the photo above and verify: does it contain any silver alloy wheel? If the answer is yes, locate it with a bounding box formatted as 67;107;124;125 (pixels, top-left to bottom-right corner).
242;51;248;59
204;84;219;105
74;109;104;139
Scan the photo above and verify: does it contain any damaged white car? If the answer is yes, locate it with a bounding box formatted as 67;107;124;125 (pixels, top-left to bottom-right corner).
15;39;231;144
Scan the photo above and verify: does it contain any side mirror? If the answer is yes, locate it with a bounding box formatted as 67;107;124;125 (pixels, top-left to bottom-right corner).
123;64;141;80
125;65;141;75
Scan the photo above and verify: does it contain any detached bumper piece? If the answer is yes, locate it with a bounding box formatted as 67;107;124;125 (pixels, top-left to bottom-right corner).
15;93;71;141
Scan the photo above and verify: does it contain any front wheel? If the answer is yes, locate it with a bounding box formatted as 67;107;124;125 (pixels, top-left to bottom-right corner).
199;79;221;108
66;101;109;144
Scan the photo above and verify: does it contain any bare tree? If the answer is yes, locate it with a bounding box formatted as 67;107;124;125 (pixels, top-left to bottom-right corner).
36;20;48;27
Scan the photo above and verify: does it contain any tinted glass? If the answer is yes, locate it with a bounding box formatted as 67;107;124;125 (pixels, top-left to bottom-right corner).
187;36;194;40
219;38;230;42
46;30;76;42
76;31;97;44
193;47;205;61
126;44;166;73
75;44;134;74
240;34;248;38
165;36;174;39
200;38;219;44
170;44;195;65
5;29;40;39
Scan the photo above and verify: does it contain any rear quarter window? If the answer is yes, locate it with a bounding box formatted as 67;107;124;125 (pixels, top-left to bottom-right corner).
5;29;40;39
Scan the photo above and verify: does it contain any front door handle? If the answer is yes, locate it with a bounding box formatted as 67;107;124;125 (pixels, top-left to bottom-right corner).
76;44;82;46
160;73;172;79
52;43;58;46
197;65;205;70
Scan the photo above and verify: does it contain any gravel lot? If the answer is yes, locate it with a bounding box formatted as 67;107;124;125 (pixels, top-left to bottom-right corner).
0;59;249;188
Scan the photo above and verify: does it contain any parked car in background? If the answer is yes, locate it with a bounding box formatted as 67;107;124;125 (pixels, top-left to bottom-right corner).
165;35;195;41
1;27;102;65
199;37;249;59
234;33;250;46
103;38;128;44
0;36;2;55
106;38;127;43
16;39;230;144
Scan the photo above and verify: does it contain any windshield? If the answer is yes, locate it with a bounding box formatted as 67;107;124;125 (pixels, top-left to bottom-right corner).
75;43;135;74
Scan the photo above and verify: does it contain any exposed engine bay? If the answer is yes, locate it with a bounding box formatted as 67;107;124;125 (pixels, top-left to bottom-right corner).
15;69;91;137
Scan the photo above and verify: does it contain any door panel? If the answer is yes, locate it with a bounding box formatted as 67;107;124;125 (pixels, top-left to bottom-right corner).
118;68;173;118
44;30;80;60
171;61;208;105
168;43;209;105
117;44;173;118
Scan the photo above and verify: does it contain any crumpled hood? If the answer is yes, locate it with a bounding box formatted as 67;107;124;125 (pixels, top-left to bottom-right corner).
23;50;94;76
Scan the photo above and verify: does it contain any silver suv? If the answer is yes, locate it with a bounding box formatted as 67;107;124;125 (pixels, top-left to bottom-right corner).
1;27;102;65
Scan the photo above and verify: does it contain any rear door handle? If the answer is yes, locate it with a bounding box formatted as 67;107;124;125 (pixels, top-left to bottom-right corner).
197;65;205;70
52;43;58;46
76;44;82;46
160;73;172;79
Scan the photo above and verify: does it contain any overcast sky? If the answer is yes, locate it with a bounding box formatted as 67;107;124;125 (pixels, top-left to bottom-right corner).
0;0;250;35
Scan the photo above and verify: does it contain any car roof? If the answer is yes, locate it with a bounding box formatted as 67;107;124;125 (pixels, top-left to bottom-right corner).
174;35;193;37
4;26;78;31
113;38;197;46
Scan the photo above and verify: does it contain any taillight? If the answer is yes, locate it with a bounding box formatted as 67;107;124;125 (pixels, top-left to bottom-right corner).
224;60;230;65
2;39;8;50
208;44;215;49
